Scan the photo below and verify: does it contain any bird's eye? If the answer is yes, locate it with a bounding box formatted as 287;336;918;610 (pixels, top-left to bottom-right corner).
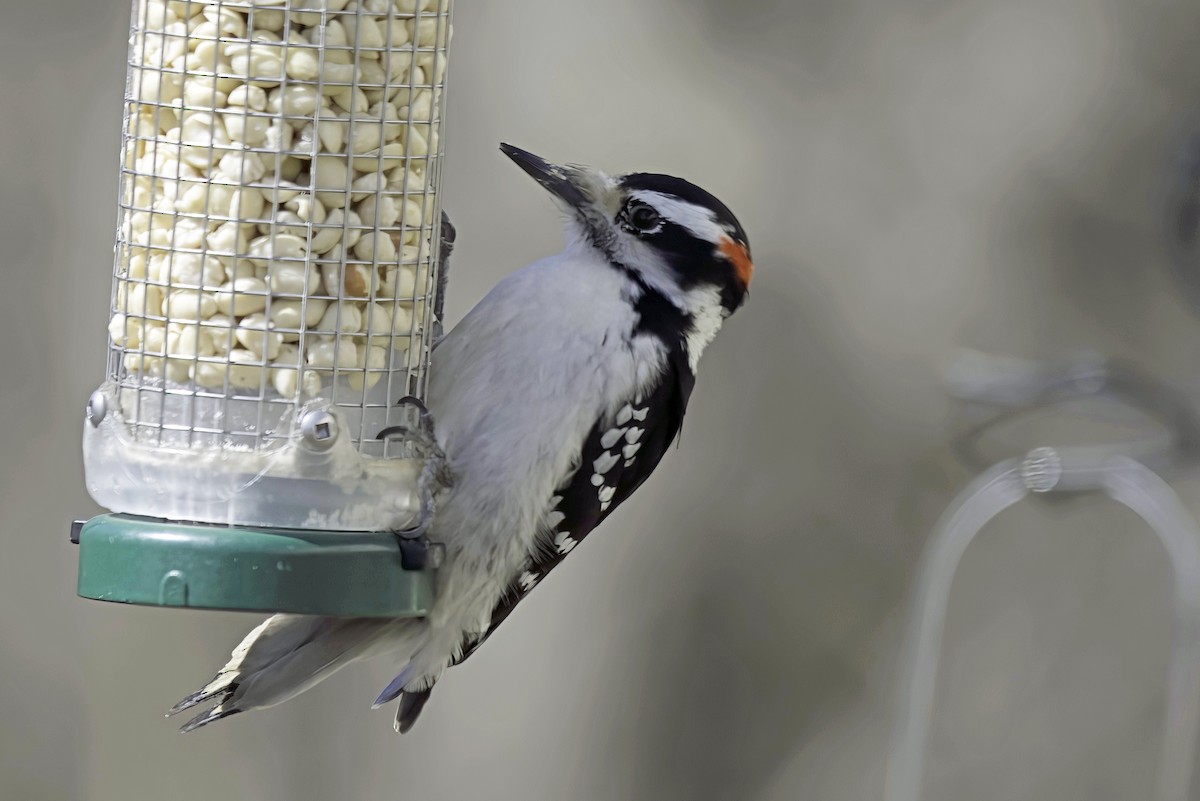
625;203;661;233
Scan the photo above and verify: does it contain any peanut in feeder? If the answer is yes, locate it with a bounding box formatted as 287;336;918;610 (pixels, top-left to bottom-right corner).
76;0;455;617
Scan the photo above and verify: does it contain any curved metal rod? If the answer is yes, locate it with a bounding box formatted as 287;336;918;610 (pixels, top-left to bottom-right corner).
884;452;1200;801
883;460;1028;801
1102;457;1200;801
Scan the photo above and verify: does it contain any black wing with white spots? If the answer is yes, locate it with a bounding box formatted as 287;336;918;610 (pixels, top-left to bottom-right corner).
456;343;696;665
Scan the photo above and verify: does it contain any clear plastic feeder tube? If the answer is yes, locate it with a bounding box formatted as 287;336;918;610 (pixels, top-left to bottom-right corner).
84;0;453;530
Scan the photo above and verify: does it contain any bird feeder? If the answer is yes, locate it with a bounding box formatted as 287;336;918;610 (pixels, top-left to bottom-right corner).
74;0;454;617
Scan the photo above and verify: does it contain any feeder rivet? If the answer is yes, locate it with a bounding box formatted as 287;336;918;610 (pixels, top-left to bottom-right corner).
300;410;338;450
1021;446;1063;493
86;391;107;427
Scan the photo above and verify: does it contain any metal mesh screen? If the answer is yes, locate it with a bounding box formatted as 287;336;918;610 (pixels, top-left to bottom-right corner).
111;0;451;458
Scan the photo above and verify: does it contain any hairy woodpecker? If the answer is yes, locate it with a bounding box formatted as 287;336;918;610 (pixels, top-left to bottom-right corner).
170;144;754;734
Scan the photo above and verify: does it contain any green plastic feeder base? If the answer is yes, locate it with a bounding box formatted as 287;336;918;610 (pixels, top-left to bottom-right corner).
75;514;436;617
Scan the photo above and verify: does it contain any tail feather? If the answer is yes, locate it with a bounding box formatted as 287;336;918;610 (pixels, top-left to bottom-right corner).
168;684;231;717
395;689;433;733
180;704;242;734
372;664;416;708
169;614;328;717
171;615;418;732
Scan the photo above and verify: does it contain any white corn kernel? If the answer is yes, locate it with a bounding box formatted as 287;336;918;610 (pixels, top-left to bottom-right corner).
126;252;149;280
247;233;307;266
303;297;329;326
314;208;362;254
153;252;225;288
202;315;235;354
348;345;388;391
395;0;439;12
267;84;319;116
229;51;285;86
271;366;298;397
226;84;267;110
268;263;319;296
262;181;303;207
411;16;449;48
206;221;250;256
359;59;386;87
321;263;373;299
163;289;219;321
265;121;293;154
231;261;258;280
235;313;284;359
331;87;370;114
318;302;364;335
401;198;425;228
319;16;351;46
406;90;434;123
216;150;267;183
267;300;306;333
180;111;230;147
354;230;397;264
402;124;429;157
108;313;144;348
357;194;399;227
133;68;182;104
279;156;303;182
273;343;302;366
362;301;414;335
350;171;385;202
142;322;168;354
192;349;264;389
124;352;165;377
271;362;324;398
349;142;407;172
167;321;215;357
214;276;269;315
313;156;348;192
271;210;307;240
139;0;176;29
379;263;418;299
222;112;270;146
183;81;229;110
319;61;356;91
306;338;358;369
200;5;247;38
284;47;320;81
116;281;165;318
253;9;287;31
170;219;208;250
287;194;326;225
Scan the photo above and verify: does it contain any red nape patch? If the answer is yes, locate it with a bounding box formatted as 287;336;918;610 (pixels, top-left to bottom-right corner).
718;237;754;288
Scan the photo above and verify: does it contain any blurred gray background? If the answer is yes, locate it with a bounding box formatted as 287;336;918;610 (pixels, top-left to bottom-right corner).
7;0;1200;799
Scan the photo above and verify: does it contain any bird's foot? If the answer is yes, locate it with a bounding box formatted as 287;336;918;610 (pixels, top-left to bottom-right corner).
379;396;453;544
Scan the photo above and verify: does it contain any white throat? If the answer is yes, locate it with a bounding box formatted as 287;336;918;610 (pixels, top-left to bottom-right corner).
681;286;725;373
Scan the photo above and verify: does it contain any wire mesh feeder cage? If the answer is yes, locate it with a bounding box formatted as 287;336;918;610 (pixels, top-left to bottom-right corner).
75;0;455;617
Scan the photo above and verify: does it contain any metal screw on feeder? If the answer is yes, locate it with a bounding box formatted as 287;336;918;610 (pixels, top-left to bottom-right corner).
86;390;108;427
74;0;455;618
299;408;339;450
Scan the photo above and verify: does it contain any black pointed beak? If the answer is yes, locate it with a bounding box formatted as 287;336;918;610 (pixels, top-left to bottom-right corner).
500;143;590;211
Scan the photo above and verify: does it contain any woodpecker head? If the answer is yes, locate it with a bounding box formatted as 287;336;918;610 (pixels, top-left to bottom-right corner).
500;144;754;317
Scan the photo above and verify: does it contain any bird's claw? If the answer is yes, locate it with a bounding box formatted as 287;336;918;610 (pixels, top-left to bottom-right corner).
380;396;453;546
377;395;444;460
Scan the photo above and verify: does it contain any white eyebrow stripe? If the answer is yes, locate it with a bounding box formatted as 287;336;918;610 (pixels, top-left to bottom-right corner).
628;190;726;244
